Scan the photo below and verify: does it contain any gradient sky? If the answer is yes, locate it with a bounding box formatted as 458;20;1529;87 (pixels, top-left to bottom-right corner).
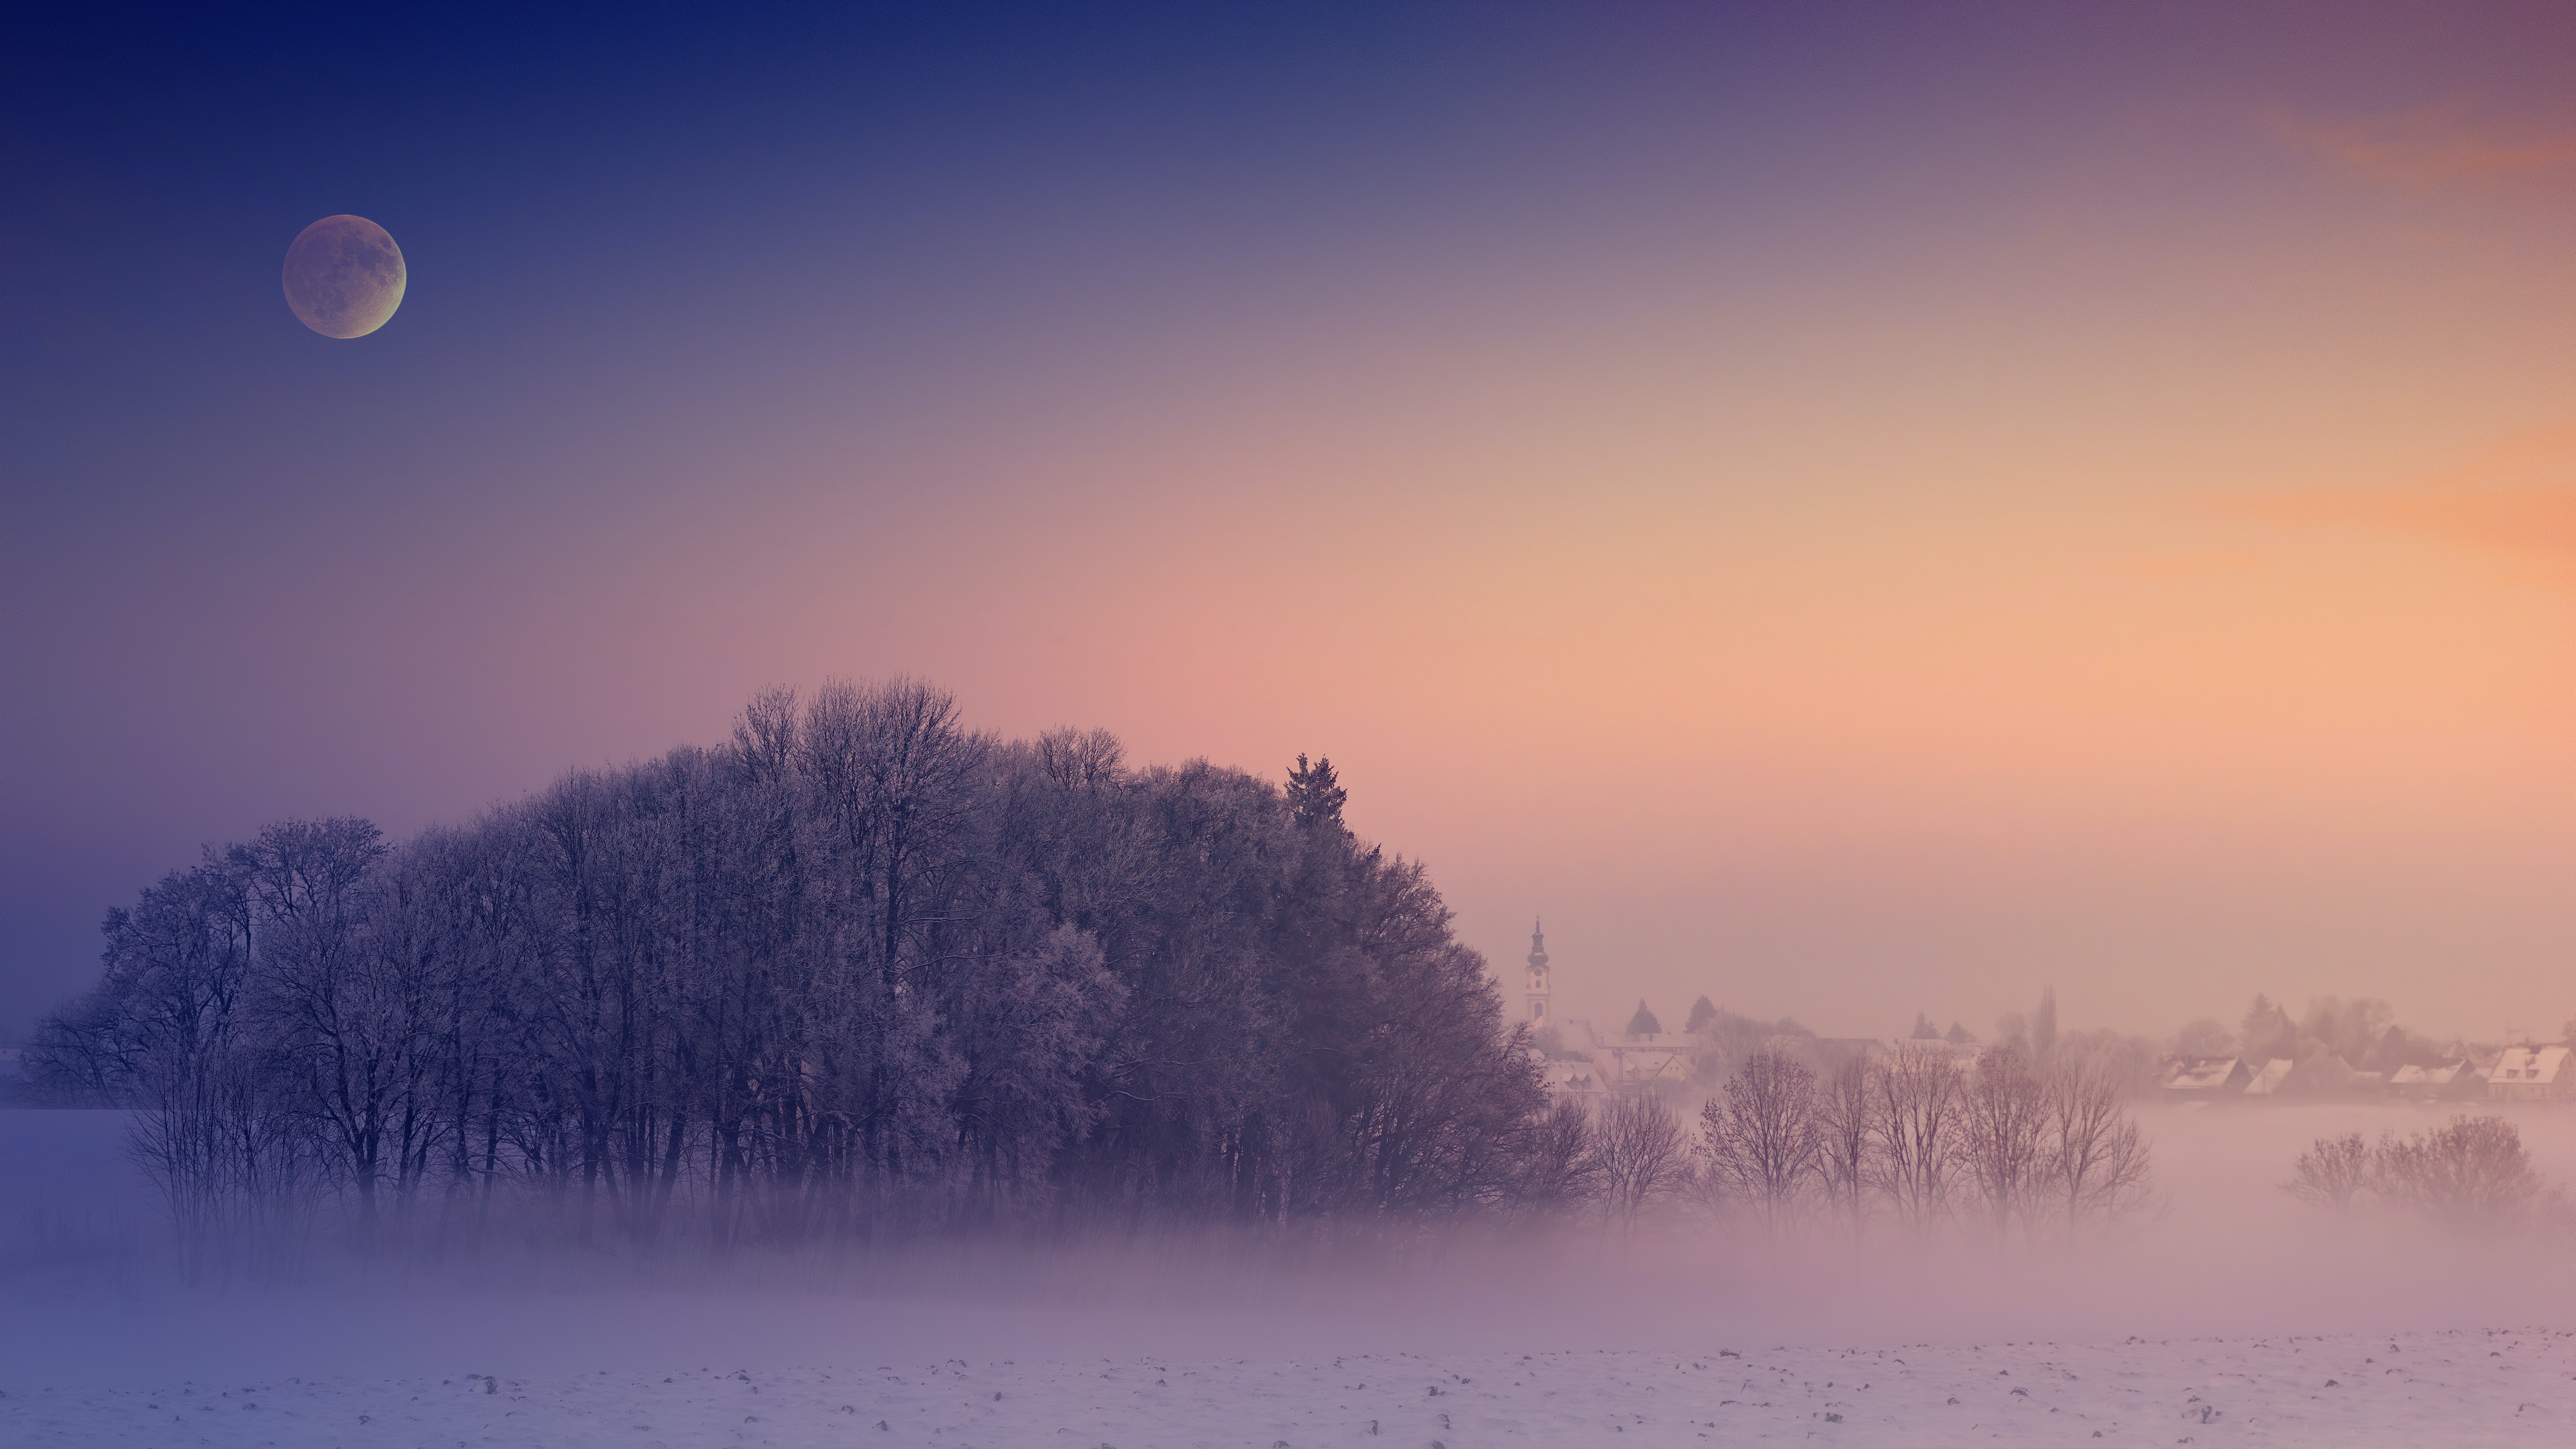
5;3;2574;1044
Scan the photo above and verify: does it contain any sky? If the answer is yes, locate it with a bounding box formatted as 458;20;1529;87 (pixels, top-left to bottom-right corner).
4;2;2573;1046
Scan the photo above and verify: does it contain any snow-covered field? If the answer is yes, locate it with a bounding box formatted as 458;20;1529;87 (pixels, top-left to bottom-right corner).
7;1105;2576;1446
5;1331;2572;1446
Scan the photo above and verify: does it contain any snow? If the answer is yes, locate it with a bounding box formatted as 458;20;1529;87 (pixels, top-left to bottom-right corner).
10;1106;2576;1445
4;1331;2571;1446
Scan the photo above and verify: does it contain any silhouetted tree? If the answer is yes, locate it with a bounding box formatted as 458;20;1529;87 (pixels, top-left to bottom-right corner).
1284;753;1347;831
1958;1046;2048;1234
2173;1018;2235;1058
1587;1093;1690;1236
1700;1050;1819;1236
2372;1115;2546;1230
2041;1051;2153;1230
1812;1057;1873;1238
1871;1042;1961;1231
1502;1097;1598;1221
2241;994;2296;1063
2287;1118;2548;1232
2285;1132;2373;1215
33;680;1547;1266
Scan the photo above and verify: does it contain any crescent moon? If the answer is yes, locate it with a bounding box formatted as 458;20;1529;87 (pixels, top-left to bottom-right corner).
282;215;406;339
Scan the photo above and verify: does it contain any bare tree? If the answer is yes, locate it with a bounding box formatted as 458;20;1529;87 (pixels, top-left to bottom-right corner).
30;677;1573;1263
1504;1097;1599;1221
2283;1132;2373;1215
1870;1042;1960;1232
946;924;1122;1217
2042;1053;2153;1230
232;818;419;1243
28;856;326;1282
1587;1093;1691;1236
2373;1115;2546;1231
2288;1117;2552;1234
1700;1050;1820;1237
1958;1046;2049;1235
1812;1056;1876;1239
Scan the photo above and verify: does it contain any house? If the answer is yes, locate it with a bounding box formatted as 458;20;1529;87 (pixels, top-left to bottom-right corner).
1604;1048;1690;1091
2389;1061;2481;1102
1883;1039;1984;1075
2241;1058;2295;1097
2487;1045;2572;1103
2161;1056;2251;1099
1537;1061;1603;1098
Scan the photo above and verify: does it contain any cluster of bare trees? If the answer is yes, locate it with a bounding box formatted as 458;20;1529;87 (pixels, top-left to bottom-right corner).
1568;1043;2155;1241
2287;1115;2558;1231
29;680;1560;1273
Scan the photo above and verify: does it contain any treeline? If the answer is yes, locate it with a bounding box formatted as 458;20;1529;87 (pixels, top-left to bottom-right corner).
1566;1041;2155;1241
26;680;1552;1272
2171;994;2471;1080
2286;1116;2561;1231
1618;987;2165;1102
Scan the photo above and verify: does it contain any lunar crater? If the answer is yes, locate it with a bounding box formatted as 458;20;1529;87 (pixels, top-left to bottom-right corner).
283;214;405;338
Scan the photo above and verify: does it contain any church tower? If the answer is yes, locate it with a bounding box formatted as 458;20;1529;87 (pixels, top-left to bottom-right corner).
1525;920;1551;1027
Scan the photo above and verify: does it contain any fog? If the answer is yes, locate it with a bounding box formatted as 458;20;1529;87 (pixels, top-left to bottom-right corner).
8;1102;2571;1393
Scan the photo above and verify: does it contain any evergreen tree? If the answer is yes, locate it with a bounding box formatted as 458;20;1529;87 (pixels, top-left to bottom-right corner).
1945;1020;1975;1046
1685;995;1718;1033
2241;994;2296;1062
1284;753;1347;831
1910;1012;1942;1040
1627;1000;1662;1037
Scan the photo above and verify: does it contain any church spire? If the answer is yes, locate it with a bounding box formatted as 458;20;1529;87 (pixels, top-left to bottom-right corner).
1524;918;1551;1026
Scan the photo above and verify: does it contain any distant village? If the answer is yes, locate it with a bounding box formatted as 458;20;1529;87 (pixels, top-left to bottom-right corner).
2157;1042;2568;1105
1514;924;2572;1107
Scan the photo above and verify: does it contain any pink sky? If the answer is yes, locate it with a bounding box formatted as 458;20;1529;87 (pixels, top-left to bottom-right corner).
8;6;2574;1041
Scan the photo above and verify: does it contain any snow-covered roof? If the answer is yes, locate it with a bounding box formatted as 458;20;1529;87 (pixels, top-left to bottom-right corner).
1540;1062;1600;1092
2488;1046;2569;1085
2389;1063;2463;1087
1888;1040;1983;1073
2241;1058;2295;1095
2162;1057;2242;1091
1615;1050;1687;1081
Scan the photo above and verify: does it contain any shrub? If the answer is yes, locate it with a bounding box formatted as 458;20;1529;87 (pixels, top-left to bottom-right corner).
2284;1115;2551;1231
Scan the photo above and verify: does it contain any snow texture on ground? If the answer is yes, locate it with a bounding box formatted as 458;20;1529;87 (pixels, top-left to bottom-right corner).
4;1328;2568;1447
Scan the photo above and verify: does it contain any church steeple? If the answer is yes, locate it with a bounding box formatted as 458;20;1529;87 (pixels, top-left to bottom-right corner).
1524;919;1551;1026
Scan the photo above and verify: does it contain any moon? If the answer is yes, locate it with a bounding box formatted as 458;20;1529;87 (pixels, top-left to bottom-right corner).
282;215;406;338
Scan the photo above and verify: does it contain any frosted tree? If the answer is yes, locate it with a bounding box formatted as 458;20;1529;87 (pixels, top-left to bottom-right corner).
1870;1042;1960;1232
1587;1093;1690;1236
1699;1050;1820;1237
